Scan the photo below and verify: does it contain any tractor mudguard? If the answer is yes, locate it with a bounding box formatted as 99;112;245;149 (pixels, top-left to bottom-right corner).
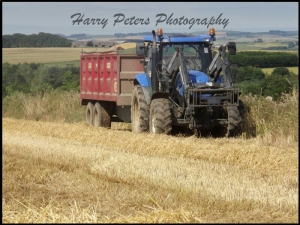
134;73;151;105
135;73;150;87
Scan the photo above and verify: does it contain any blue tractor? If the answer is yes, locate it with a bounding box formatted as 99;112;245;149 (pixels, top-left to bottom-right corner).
131;28;243;137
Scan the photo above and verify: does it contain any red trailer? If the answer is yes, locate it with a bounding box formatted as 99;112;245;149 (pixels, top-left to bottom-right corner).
80;50;144;127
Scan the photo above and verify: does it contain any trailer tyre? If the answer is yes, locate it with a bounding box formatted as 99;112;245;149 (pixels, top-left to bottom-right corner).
86;102;94;125
93;102;111;128
131;85;149;133
149;98;172;135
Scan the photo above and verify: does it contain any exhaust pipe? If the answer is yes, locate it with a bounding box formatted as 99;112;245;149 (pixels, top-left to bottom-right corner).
151;30;158;94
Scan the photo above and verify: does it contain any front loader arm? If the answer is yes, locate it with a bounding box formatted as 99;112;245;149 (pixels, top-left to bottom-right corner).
207;44;234;88
165;47;191;100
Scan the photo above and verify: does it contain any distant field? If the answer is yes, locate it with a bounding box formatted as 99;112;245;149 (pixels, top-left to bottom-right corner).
262;67;298;75
2;42;298;65
235;41;299;52
2;43;136;64
2;47;91;64
236;42;285;50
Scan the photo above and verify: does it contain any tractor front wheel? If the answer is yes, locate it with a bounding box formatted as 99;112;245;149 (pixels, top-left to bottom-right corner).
149;98;172;135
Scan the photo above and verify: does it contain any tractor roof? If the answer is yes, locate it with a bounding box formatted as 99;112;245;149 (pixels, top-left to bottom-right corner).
143;34;214;43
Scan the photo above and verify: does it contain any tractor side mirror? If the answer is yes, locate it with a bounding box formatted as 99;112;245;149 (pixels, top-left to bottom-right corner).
227;42;236;55
136;43;145;56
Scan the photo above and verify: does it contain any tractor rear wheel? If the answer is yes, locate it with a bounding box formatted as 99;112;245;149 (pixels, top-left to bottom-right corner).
149;98;172;135
131;85;149;133
226;105;242;137
237;99;246;134
93;102;111;128
86;102;94;125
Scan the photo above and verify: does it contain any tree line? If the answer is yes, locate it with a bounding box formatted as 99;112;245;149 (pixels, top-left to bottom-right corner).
2;62;297;101
2;50;299;100
2;63;79;97
231;66;298;100
2;32;72;48
261;42;298;50
227;51;299;68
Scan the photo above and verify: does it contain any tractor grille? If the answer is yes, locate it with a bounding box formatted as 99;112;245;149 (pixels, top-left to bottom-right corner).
187;88;239;107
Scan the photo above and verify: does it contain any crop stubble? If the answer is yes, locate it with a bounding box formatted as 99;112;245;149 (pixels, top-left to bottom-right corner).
2;118;298;223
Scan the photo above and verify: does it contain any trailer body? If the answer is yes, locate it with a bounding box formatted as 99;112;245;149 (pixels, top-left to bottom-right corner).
80;52;143;122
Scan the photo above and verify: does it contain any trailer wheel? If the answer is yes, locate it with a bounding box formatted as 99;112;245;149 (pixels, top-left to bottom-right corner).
131;85;149;133
226;105;242;137
93;102;111;128
86;102;94;125
149;98;172;135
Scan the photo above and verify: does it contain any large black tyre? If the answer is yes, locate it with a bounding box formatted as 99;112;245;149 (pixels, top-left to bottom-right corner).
238;99;246;121
149;98;172;135
131;85;149;133
93;102;111;128
237;99;246;132
164;99;173;134
86;102;94;125
226;105;242;137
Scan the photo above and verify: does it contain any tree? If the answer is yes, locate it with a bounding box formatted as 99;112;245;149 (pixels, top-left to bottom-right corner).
262;75;293;100
61;70;79;91
232;66;265;83
228;51;299;68
2;63;80;97
235;81;263;96
31;65;51;93
271;67;291;76
86;41;94;47
43;66;62;89
2;33;72;47
114;33;126;38
2;63;17;96
288;42;295;48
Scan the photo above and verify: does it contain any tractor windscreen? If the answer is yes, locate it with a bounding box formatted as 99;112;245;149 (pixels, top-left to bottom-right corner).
162;43;211;73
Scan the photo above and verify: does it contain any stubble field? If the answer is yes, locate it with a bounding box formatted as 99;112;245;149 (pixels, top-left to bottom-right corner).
2;43;136;64
2;117;298;223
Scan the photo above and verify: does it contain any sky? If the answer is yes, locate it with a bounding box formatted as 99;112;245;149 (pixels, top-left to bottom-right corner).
2;2;299;36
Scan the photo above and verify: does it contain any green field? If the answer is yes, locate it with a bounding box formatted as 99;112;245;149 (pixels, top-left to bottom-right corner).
262;67;298;75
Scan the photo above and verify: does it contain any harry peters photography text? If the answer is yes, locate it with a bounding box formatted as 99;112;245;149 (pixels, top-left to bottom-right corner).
70;13;229;29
